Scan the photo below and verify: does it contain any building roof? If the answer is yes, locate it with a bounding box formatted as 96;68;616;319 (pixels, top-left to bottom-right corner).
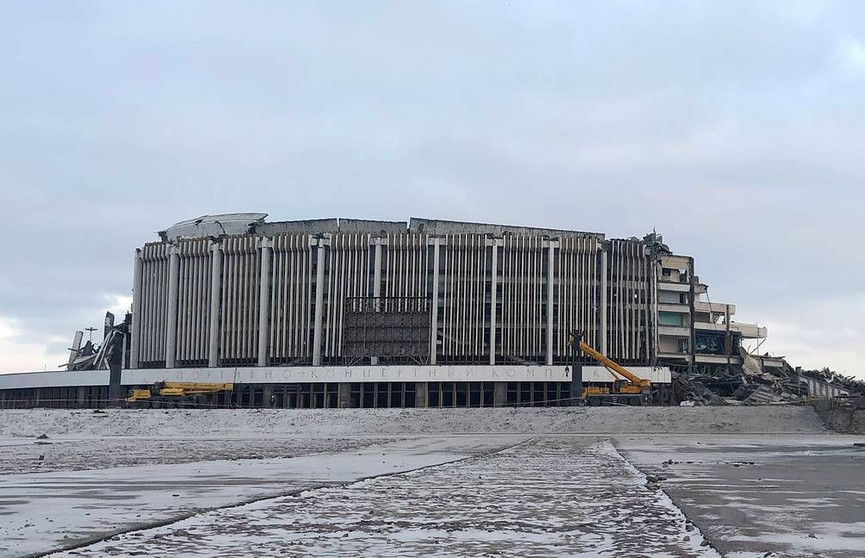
158;213;605;240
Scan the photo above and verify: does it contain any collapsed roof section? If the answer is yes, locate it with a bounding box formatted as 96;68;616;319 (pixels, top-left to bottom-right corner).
408;218;604;239
159;213;268;241
158;213;605;241
260;218;408;236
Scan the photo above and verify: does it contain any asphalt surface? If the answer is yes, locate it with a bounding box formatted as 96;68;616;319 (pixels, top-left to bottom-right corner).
617;434;865;557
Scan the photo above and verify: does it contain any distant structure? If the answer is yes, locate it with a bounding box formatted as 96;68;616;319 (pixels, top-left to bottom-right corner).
0;214;777;409
135;214;765;368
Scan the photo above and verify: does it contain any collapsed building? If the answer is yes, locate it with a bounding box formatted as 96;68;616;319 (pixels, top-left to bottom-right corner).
0;214;852;408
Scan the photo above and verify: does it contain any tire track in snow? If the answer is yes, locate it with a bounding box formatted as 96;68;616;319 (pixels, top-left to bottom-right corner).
39;438;532;558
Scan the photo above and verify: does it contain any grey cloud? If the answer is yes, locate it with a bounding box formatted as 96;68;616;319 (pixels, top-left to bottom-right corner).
0;1;863;373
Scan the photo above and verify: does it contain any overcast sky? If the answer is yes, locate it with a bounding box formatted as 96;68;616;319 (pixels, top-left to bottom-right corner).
1;1;863;376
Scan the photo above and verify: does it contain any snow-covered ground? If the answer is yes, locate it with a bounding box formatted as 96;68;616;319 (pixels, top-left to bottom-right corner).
49;439;719;558
0;435;389;475
0;406;824;478
0;407;858;557
0;435;523;556
0;406;828;439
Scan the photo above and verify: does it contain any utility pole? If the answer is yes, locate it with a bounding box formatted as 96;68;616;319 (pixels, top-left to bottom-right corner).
85;327;98;343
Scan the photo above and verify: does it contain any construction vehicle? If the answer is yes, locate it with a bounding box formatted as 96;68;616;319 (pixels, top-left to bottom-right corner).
567;332;652;405
126;382;233;407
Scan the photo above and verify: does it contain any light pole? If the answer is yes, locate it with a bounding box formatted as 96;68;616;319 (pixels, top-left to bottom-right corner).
85;327;98;343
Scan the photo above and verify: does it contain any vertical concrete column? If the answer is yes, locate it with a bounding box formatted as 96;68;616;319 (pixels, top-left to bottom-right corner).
725;303;732;367
650;251;660;367
129;249;143;369
415;382;428;408
263;385;274;408
77;387;86;408
493;382;507;407
165;245;180;368
338;383;352;408
600;248;608;355
312;239;326;366
688;256;696;377
371;239;383;365
546;240;556;366
430;238;441;365
373;240;383;300
489;240;499;365
208;242;222;368
258;238;272;367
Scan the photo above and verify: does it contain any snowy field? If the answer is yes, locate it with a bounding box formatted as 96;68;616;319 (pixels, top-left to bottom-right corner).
0;406;828;439
0;407;860;557
52;439;717;558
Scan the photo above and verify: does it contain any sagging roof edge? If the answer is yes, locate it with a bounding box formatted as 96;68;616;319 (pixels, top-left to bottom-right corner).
158;214;606;241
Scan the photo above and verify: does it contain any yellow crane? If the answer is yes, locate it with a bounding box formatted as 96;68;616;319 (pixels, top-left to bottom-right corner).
126;381;233;407
567;332;652;405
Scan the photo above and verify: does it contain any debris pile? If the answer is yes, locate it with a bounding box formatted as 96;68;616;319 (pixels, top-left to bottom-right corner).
801;368;865;395
676;379;729;406
674;350;860;406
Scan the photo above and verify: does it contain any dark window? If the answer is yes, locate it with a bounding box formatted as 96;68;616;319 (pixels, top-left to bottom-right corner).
456;383;467;407
442;383;454;407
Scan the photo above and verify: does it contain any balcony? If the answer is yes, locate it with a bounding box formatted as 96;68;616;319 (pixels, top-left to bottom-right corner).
658;303;690;314
658;282;689;292
694;322;726;332
732;322;767;339
695;354;744;365
658;325;690;337
695;301;735;315
694;321;767;339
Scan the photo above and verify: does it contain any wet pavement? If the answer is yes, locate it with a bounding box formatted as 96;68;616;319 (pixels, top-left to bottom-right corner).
617;434;865;557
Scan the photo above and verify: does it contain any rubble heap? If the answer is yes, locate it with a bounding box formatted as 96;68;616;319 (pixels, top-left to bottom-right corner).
802;368;865;395
674;352;861;406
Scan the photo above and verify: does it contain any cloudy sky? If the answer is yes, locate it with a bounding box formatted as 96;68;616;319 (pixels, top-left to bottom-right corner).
1;1;863;376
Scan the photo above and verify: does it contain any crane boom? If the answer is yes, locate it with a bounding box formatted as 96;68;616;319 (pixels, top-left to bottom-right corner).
126;381;234;404
161;382;234;394
566;331;651;405
578;341;651;388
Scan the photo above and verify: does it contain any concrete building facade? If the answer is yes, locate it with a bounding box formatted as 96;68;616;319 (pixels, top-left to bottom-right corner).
0;214;770;409
131;215;764;374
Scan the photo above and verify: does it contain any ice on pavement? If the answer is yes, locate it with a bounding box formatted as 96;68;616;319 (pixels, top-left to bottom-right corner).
51;439;720;558
0;406;834;557
0;436;519;556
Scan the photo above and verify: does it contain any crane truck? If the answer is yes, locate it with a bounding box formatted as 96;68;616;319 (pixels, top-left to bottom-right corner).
567;332;652;405
125;382;234;407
